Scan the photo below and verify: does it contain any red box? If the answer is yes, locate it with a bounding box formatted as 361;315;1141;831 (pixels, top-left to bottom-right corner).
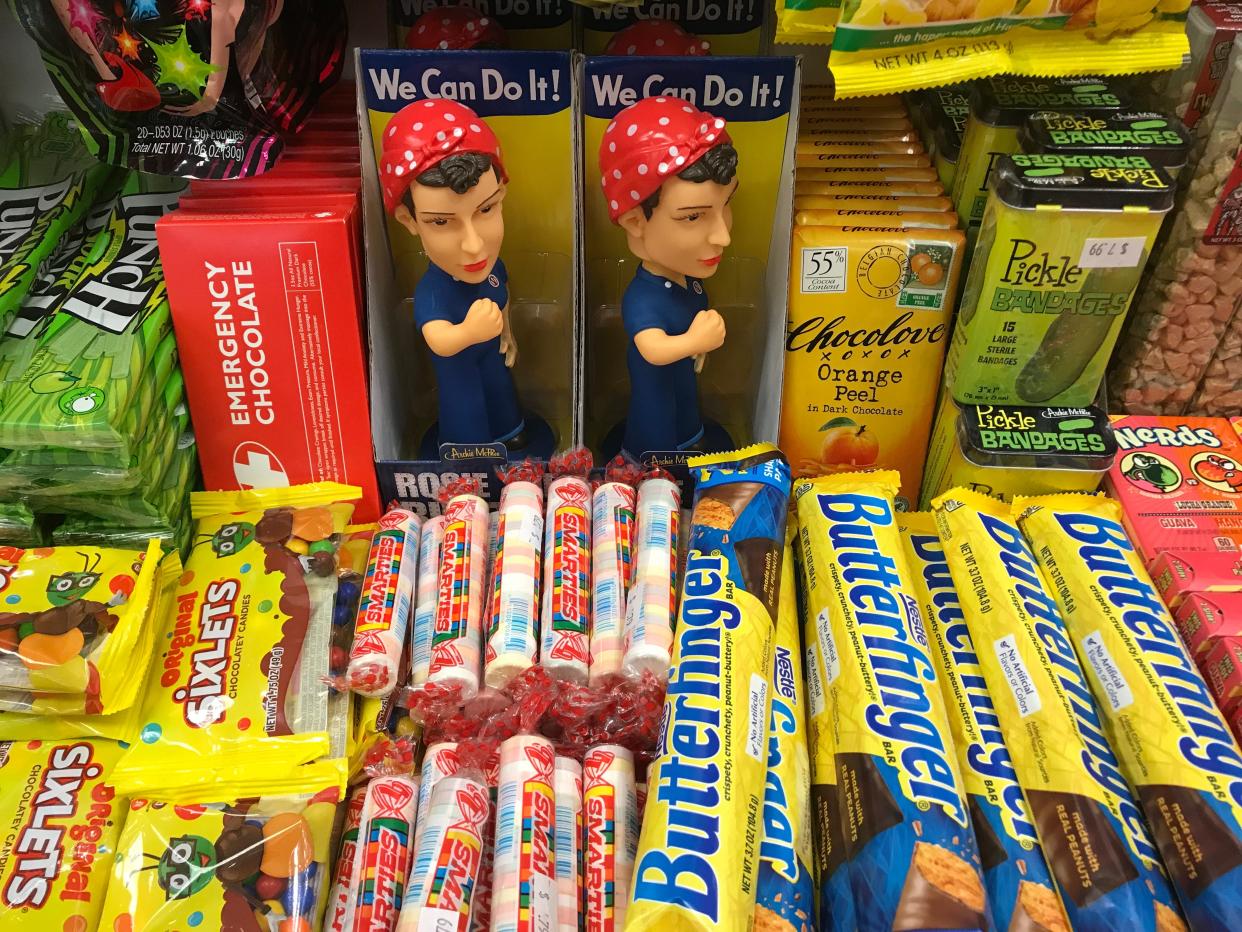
1150;549;1242;609
1202;636;1242;716
1175;592;1242;657
1230;704;1242;748
158;206;380;520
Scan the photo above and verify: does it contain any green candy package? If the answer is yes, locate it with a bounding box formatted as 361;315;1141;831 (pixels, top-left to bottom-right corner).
0;500;43;546
53;498;192;557
0;172;183;453
0;112;116;331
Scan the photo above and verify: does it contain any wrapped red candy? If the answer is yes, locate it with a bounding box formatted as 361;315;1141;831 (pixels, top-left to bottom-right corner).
604;19;712;56
406;7;507;50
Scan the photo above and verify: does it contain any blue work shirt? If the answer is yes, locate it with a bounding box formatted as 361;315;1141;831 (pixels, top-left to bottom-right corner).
622;265;706;457
413;258;523;445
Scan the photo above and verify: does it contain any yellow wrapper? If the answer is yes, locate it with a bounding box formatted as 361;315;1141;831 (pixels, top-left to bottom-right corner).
754;533;816;932
628;445;791;932
100;763;342;932
898;512;1067;932
794;471;988;932
111;484;359;796
932;488;1182;931
0;541;163;714
1016;493;1242;930
0;553;181;742
0;738;126;931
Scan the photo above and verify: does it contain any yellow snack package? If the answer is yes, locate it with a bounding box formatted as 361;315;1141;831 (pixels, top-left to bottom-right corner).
1016;493;1242;930
794;179;946;197
782;224;965;506
898;512;1068;932
0;541;162;713
794;211;959;230
110;484;360;796
775;0;838;44
0;553;181;743
796;151;932;169
796;165;942;184
793;471;989;931
795;140;927;158
100;763;342;932
799;534;856;932
754;532;815;932
932;487;1184;931
827;1;1189;99
628;445;791;932
0;738;127;931
794;191;954;210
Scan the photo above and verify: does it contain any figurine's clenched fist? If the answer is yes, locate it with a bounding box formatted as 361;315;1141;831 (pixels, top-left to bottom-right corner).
465;298;504;342
688;309;726;354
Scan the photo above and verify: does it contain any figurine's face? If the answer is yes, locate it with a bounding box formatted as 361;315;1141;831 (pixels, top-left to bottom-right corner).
394;171;506;285
619;175;736;282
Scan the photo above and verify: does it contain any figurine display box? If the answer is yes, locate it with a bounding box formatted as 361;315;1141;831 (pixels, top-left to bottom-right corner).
581;54;798;467
358;49;581;513
580;0;771;56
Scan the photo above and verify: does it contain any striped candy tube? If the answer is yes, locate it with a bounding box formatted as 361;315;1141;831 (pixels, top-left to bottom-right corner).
397;773;491;932
324;785;366;932
348;774;420;932
348;508;422;697
584;746;640;932
416;742;462;853
541;476;592;684
621;478;680;678
429;493;489;694
554;756;584;932
469;758;502;932
490;735;558;932
411;515;445;687
485;480;544;689
589;482;636;684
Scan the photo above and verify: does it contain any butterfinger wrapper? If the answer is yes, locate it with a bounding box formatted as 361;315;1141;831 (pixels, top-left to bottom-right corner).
893;842;987;931
628;444;791;932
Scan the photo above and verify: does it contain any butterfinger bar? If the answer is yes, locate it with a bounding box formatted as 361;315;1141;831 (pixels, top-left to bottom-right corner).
628;444;791;932
899;512;1067;932
1018;493;1242;930
796;471;988;932
933;488;1182;932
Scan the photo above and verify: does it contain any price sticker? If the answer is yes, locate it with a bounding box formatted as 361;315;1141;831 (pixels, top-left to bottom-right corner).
1078;236;1147;269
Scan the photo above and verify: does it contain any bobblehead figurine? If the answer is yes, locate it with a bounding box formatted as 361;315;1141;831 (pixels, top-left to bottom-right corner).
381;99;529;451
599;95;737;458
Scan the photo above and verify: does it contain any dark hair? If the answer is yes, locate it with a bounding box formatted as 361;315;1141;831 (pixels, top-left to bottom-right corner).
402;152;500;212
640;142;739;219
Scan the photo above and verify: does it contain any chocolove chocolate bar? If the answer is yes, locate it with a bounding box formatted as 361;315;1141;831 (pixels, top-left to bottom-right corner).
899;512;1068;932
1018;494;1242;930
628;444;791;932
794;471;990;932
933;488;1185;932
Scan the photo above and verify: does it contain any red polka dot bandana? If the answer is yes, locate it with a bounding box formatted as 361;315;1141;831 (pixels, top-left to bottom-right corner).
604;20;712;56
598;96;730;223
405;7;507;50
380;99;508;213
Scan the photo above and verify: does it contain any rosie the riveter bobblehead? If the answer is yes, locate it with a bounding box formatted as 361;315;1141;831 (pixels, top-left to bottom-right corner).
380;98;545;453
598;95;738;459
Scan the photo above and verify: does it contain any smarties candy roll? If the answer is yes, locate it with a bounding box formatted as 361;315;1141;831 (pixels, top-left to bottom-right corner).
324;785;367;932
621;477;680;679
397;774;490;932
795;471;990;932
754;533;816;932
430;494;489;695
349;774;419;932
348;508;421;697
485;480;544;689
584;745;640;932
933;488;1184;932
554;756;584;930
1018;493;1242;931
411;515;444;687
541;476;592;684
416;742;462;855
590;481;636;683
627;444;791;932
898;511;1068;932
490;735;557;932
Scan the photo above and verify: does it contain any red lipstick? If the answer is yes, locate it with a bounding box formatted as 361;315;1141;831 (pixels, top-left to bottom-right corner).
463;259;488;273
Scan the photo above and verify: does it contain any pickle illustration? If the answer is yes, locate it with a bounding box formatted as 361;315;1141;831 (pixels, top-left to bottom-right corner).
1015;255;1146;403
